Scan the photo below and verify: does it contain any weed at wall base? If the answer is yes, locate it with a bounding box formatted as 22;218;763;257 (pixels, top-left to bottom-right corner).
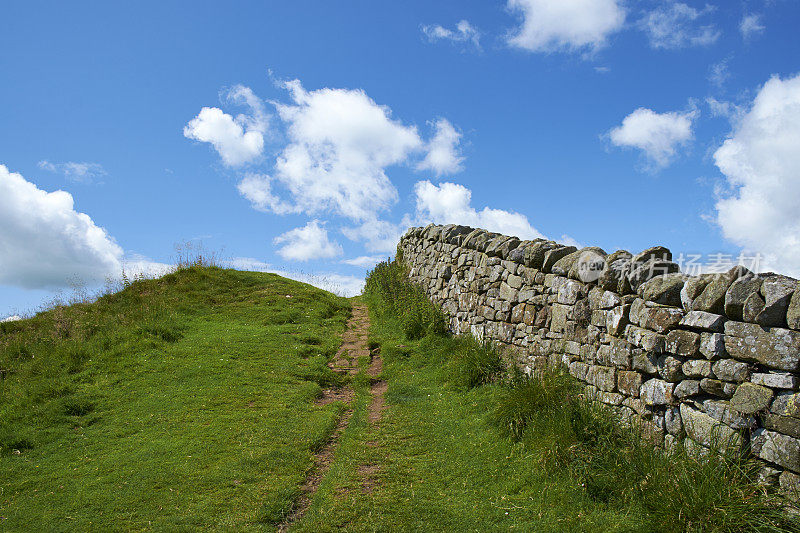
364;259;446;339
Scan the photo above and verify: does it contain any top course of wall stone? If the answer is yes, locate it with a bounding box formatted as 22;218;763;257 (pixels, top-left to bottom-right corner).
399;223;800;496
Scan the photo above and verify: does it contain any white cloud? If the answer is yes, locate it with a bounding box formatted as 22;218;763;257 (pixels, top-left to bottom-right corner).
414;180;544;240
192;79;467;254
417;119;464;176
284;271;364;297
38;160;107;183
608;107;696;168
225;85;269;135
236;173;294;214
225;257;364;297
224;257;274;272
121;254;173;279
421;20;481;48
713;73;800;276
706;97;744;121
342;255;385;268
1;315;22;323
183;86;268;167
341;218;405;254
273;220;343;262
244;79;424;222
184;107;263;166
708;59;730;88
0;164;123;289
559;234;584;248
740;13;765;40
639;2;720;49
506;0;626;53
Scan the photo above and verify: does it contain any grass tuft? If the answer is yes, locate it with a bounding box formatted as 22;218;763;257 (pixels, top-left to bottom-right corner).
364;259;446;340
449;335;505;389
493;366;578;441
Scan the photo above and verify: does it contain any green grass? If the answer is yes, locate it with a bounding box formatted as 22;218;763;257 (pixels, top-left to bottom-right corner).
286;259;798;532
0;266;351;531
291;311;647;532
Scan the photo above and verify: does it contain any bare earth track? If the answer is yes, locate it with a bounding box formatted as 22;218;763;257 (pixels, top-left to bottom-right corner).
279;302;383;531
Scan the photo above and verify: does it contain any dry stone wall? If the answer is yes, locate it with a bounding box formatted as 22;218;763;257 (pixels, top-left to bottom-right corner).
400;224;800;496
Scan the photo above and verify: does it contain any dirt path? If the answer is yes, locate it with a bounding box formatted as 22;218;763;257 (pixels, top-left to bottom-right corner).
357;342;386;494
366;343;386;425
278;302;381;531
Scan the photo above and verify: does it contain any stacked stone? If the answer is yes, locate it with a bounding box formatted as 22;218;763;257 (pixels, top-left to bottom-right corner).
399;223;800;497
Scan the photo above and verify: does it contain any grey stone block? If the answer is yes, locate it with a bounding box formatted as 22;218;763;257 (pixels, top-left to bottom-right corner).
682;359;712;378
665;329;700;357
640;378;675;406
730;383;773;414
699;332;725;360
679;311;726;332
751;428;800;472
639;307;685;334
724;321;800;371
711;359;750;383
751;372;798;389
680;403;742;450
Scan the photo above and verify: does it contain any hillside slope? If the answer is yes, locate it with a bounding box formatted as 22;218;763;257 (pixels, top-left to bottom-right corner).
0;267;350;530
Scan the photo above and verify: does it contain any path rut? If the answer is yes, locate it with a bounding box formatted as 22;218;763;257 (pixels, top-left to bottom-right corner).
278;302;383;531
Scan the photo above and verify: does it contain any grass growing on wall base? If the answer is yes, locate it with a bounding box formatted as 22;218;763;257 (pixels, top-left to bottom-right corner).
364;258;447;340
343;257;798;533
494;368;792;532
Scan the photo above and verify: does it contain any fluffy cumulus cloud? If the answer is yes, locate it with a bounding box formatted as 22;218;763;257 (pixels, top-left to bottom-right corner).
38;160;106;183
639;2;720;49
187;79;479;263
0;165;123;289
417;119;464;176
227;79;467;255
713;74;800;275
414;180;544;240
183;85;268;167
740;14;765;40
240;80;424;222
273;220;343;262
608;107;696;168
506;0;626;53
421;20;481;48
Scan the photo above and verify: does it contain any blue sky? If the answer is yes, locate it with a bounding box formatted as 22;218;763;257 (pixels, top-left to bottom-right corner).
2;0;800;317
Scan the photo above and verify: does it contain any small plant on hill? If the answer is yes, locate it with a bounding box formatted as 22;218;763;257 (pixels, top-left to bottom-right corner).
173;240;223;270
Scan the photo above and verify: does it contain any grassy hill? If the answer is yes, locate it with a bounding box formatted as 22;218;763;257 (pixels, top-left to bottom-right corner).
0;267;351;530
